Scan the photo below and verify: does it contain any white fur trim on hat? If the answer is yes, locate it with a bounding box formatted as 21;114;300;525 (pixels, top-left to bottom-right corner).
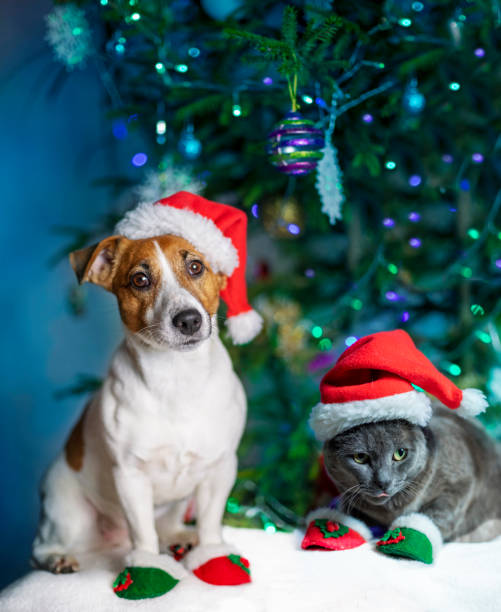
309;390;432;441
456;388;488;418
305;507;372;542
115;201;239;276
226;309;263;345
183;543;239;571
390;512;442;557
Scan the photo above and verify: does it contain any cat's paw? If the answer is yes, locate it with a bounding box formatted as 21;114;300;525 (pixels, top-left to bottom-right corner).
376;527;433;564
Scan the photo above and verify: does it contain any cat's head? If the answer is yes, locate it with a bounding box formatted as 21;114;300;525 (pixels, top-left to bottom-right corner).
323;420;430;506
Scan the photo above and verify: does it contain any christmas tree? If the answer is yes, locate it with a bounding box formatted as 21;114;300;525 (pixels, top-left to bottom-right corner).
45;0;501;523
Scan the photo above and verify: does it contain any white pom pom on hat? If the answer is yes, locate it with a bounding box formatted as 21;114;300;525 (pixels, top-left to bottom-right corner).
115;191;262;345
309;329;488;441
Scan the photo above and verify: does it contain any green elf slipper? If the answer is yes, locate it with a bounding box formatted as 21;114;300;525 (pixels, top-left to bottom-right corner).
376;513;442;565
113;566;179;600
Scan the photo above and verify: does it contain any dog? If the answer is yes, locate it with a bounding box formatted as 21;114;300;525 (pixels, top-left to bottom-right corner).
32;192;262;583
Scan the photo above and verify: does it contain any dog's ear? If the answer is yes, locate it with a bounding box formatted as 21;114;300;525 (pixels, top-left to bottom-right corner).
217;272;228;291
69;236;124;291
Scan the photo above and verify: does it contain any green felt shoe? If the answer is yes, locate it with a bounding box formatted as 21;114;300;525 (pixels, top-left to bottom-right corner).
113;566;179;600
376;527;433;564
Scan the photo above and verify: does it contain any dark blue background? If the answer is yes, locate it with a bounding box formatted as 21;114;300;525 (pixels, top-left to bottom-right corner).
0;0;148;588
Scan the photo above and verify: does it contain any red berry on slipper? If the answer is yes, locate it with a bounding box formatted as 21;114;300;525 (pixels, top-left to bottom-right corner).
193;554;252;586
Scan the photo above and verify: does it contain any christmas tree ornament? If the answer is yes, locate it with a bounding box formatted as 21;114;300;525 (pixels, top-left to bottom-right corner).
200;0;242;20
261;196;303;239
178;123;202;160
316;100;344;224
113;566;179;599
403;78;426;114
267;111;324;175
45;4;92;70
135;157;205;203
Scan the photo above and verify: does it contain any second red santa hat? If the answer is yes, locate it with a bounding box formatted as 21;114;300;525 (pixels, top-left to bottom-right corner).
309;329;487;441
115;191;262;345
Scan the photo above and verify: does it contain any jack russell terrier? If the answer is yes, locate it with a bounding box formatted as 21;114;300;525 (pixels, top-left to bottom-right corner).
32;192;262;588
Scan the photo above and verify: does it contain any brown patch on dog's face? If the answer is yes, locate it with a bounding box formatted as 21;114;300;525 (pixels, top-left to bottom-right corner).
70;234;226;343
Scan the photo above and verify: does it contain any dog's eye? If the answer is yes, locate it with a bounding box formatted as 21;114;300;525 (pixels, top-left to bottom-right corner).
130;272;151;288
187;260;204;277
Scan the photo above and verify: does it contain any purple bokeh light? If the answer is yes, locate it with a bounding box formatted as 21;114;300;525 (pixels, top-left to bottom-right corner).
385;291;400;302
472;153;484;163
305;268;315;278
263;77;273;85
251;203;259;218
442;154;453;164
383;217;395;228
132;152;148;167
362;113;373;123
474;48;485;58
408;212;421;222
288;223;300;235
409;174;422;187
495;259;501;269
401;311;410;322
409;237;422;248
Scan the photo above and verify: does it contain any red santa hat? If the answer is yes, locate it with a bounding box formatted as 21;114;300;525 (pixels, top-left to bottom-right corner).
309;329;487;441
115;191;262;345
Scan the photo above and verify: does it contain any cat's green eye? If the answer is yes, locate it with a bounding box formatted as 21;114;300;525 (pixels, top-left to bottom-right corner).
353;453;369;465
393;448;408;461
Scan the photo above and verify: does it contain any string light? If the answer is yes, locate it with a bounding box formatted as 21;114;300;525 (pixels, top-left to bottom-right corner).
449;82;460;91
156;120;166;135
476;330;491;344
175;64;188;73
262;77;273;85
409;175;422;187
320;338;333;350
411;1;424;10
232;104;242;117
398;18;412;27
472;153;484;163
387;263;398;274
461;266;472;278
409;237;422;248
345;336;358;347
302;95;313;104
130;12;141;21
362;113;373;123
474;48;485;58
385;160;396;170
448;363;462;376
385;291;400;302
351;298;363;310
155;62;166;74
471;304;485;316
401;311;410;322
132;152;148;167
383;217;395;227
251;203;259;218
311;326;323;338
305;268;315;278
188;47;200;57
442;154;453;163
467;228;480;240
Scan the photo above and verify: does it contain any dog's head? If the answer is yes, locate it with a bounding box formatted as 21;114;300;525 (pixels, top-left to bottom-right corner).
70;235;227;350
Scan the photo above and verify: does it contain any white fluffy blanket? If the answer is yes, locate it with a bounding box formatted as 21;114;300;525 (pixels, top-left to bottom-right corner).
1;526;500;612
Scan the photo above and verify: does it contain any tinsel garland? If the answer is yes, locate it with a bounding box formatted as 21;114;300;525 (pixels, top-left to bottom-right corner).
45;4;92;70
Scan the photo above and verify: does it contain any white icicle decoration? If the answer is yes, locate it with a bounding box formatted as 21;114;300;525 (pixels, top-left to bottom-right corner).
315;101;344;224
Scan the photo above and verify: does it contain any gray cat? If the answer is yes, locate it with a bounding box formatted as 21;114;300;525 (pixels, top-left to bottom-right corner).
323;407;501;544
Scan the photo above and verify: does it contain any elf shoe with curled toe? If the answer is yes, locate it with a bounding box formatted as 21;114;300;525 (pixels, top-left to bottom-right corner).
301;508;371;551
376;527;433;564
113;566;179;600
185;544;251;586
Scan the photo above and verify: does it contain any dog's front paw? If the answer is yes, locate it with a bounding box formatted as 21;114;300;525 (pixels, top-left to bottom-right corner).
47;554;80;574
159;527;199;557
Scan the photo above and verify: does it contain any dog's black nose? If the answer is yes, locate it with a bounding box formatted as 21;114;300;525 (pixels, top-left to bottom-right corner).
172;309;202;336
